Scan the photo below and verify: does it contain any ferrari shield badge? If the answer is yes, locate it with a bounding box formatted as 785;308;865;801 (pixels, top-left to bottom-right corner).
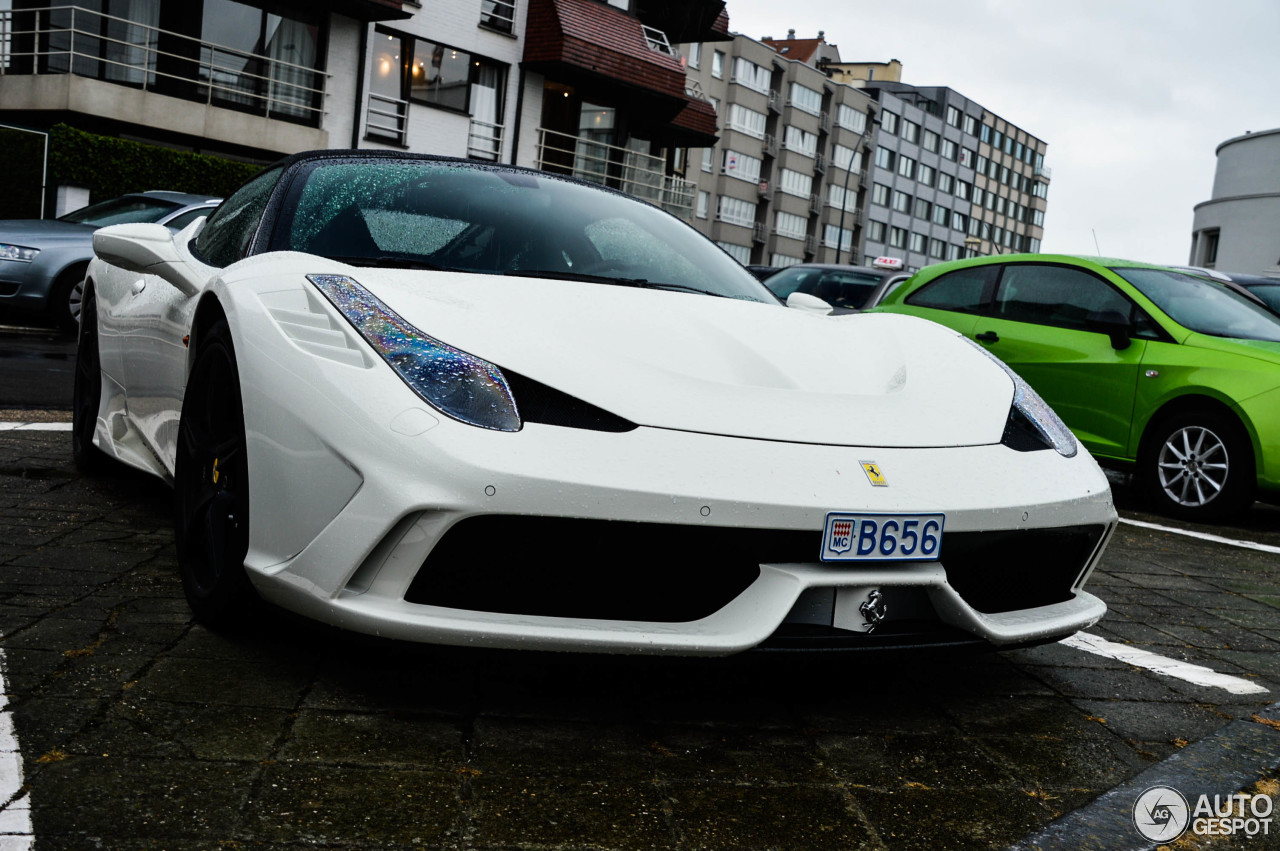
861;461;887;487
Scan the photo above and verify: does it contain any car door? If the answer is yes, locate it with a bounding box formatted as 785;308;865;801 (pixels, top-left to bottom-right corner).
971;262;1147;460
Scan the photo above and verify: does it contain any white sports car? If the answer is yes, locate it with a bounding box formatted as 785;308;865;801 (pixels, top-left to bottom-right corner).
76;151;1116;654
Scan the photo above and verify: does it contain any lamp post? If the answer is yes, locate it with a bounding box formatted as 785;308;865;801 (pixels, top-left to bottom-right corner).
835;118;876;265
964;235;981;258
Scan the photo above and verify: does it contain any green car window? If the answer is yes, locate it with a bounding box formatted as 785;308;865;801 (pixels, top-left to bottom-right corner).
905;264;998;312
1112;267;1280;343
995;264;1132;331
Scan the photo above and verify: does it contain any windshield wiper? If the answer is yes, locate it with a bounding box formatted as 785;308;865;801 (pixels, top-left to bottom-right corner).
328;254;452;271
504;269;726;298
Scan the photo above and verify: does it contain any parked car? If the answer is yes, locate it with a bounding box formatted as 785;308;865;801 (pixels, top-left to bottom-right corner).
1172;266;1280;316
873;253;1280;520
77;151;1115;653
762;259;910;313
0;191;220;330
744;264;779;281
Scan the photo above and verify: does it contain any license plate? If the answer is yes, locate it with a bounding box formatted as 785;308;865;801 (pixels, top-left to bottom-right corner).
820;512;945;562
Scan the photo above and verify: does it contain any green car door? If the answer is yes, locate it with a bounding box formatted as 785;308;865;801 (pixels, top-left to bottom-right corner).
969;262;1150;461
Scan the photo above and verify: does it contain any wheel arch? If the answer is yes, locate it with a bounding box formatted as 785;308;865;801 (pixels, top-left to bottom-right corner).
1137;393;1260;477
185;294;231;377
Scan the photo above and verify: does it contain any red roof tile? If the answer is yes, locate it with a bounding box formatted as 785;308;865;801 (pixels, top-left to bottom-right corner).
762;37;823;64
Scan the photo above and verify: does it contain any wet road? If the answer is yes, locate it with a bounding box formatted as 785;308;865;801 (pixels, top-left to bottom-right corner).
0;323;1279;848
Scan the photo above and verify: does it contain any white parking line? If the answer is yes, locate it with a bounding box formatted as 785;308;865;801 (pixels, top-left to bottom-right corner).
0;423;71;432
1062;632;1269;695
1120;517;1280;555
0;651;34;848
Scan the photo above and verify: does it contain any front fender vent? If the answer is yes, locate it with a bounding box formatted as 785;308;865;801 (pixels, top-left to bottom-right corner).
504;371;636;432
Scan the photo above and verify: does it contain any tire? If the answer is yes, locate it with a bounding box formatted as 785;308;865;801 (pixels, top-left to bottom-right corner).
174;320;257;625
71;292;107;473
51;265;87;334
1141;410;1254;522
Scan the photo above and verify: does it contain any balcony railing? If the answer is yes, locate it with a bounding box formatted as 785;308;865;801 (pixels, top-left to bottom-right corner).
762;133;778;158
365;93;407;146
535;127;694;218
767;90;781;113
642;25;678;58
467;118;503;161
1034;164;1053;181
479;0;516;34
0;5;326;126
814;153;826;174
752;222;767;244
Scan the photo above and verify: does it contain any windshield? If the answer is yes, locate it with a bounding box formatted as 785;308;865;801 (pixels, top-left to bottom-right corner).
764;266;884;309
59;196;181;226
274;159;775;303
1111;267;1280;343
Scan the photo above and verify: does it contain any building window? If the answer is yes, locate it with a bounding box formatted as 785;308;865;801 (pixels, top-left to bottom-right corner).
722;150;762;182
940;138;957;160
479;0;517;33
945;105;961;127
1202;229;1220;265
789;83;822;115
874;146;895;170
716;195;757;227
959;148;975;168
881;111;899;135
867;220;886;242
784;126;818;157
696;191;709;219
728;104;767;139
717;241;751;264
889;226;908;249
955;180;971;201
827;183;854;211
824;225;853;251
946;243;962;261
772;253;803;267
687;42;701;69
922;129;939;152
972;187;984;207
963;114;977;135
917;164;936;187
937;173;954;194
901;120;920;144
976;155;988;174
779;168;813;198
951;211;967;232
891;189;912;213
992;129;1004;149
775;210;808;239
837;104;867;133
897;155;916;180
871;183;891;206
932;204;949;225
980;123;991;143
929;238;946;258
712;50;724;79
1032;209;1045;227
702;147;714;172
914;198;932;219
833;144;861;171
732;57;770;93
908;232;927;253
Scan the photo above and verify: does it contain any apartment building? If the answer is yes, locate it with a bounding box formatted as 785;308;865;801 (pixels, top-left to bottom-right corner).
0;0;726;215
682;31;1050;271
681;31;878;267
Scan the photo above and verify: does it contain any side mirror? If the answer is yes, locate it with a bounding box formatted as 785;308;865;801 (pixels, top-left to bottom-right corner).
786;291;834;315
1087;309;1132;350
93;223;206;297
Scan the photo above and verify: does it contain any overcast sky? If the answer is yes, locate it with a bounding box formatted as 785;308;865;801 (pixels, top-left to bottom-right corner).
722;0;1280;265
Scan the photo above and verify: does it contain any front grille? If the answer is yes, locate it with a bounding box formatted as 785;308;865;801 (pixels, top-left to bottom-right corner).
0;281;19;297
405;515;820;622
940;524;1106;614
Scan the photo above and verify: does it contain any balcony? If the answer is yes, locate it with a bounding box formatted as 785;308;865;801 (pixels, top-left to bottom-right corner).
535;127;694;218
814;153;827;174
0;4;328;150
809;193;822;214
1034;164;1052;181
762;133;778;158
756;180;773;201
480;0;517;33
467;119;504;161
365;93;407;146
767;90;781;114
752;222;767;244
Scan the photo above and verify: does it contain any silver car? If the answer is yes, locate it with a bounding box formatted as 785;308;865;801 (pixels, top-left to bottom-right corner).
0;191;220;330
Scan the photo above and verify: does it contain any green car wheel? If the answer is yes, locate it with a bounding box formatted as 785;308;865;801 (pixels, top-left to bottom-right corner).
1143;411;1254;522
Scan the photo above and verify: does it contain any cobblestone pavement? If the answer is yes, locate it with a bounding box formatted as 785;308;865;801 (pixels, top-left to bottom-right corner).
1;429;1278;850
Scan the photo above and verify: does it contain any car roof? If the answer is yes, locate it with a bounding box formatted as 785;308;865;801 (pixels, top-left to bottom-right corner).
774;263;894;276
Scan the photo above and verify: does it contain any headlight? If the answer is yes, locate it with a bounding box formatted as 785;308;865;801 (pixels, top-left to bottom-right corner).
307;274;520;432
963;336;1077;458
0;243;38;263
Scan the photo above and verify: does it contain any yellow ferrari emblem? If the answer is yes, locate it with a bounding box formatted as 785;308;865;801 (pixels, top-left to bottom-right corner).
212;457;221;484
861;461;887;487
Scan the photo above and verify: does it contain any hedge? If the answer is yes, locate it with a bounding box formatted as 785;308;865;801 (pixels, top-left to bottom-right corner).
47;123;262;204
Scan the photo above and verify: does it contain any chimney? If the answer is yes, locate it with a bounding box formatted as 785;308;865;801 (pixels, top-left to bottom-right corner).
787;28;796;38
818;30;825;39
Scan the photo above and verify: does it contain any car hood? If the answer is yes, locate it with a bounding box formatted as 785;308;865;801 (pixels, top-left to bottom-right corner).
339;270;1017;448
0;219;96;244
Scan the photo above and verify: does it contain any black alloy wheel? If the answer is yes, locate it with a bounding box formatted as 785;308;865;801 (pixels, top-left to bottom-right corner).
72;291;105;472
174;319;256;624
1142;409;1254;522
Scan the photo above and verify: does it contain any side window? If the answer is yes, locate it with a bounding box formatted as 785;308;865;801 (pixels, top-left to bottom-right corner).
995;264;1132;331
194;168;281;267
905;265;998;313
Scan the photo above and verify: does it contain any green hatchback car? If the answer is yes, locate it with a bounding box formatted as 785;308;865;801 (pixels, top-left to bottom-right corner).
873;253;1280;521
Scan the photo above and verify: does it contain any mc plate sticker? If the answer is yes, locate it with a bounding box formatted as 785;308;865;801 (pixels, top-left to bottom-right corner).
821;512;945;562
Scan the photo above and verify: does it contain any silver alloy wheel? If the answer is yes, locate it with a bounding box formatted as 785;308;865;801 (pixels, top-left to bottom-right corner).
1156;425;1229;507
69;278;85;325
